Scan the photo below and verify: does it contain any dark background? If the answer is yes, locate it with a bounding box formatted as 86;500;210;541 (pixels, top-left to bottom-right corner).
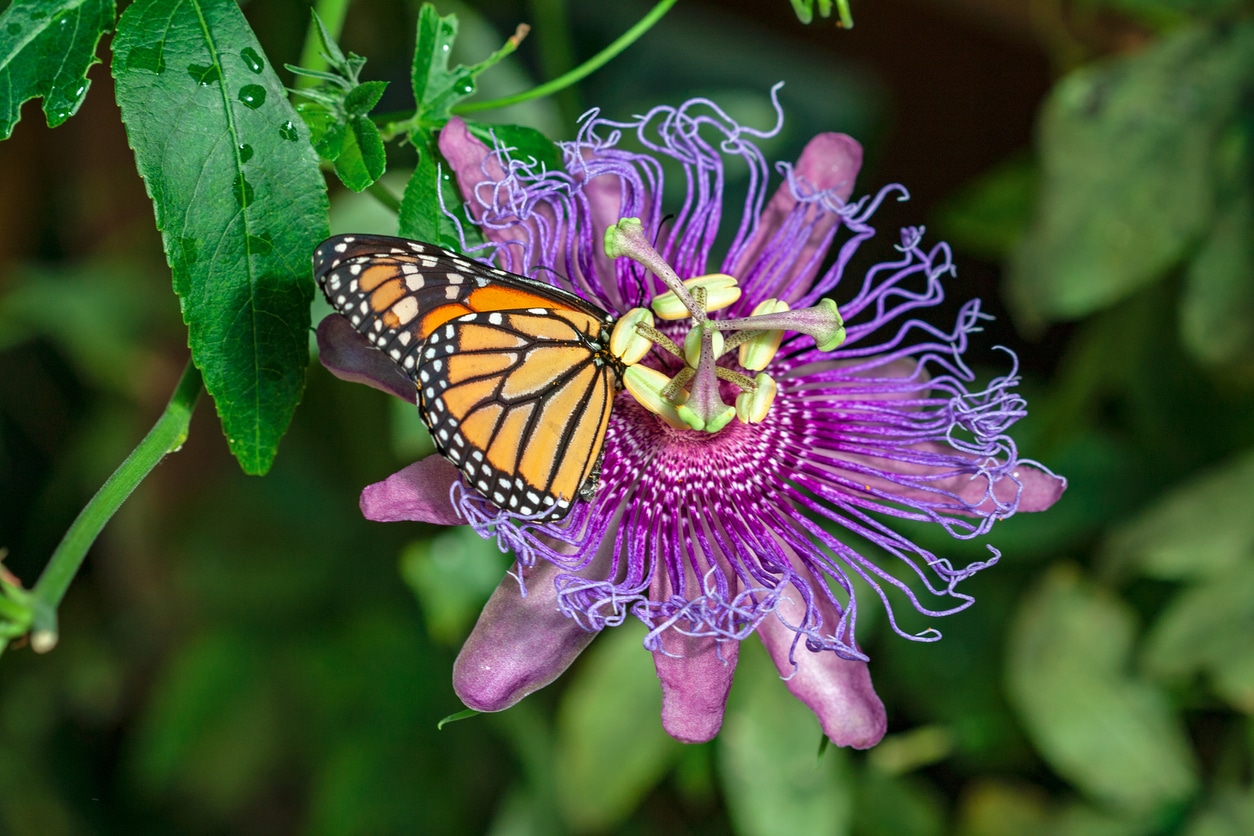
2;0;1252;833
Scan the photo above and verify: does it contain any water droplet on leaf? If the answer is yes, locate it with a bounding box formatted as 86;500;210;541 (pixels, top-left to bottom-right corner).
278;120;299;142
187;63;221;86
237;84;266;109
238;143;254;163
240;47;264;73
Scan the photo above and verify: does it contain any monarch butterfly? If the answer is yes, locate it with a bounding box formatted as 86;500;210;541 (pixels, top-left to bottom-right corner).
314;234;624;522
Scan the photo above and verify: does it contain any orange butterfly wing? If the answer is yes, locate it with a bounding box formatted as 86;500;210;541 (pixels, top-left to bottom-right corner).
315;235;622;520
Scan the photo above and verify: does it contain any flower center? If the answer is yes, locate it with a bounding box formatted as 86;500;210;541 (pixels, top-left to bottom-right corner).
603;218;846;433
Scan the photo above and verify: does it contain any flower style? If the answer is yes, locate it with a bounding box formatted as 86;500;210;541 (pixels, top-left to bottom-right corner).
317;93;1066;748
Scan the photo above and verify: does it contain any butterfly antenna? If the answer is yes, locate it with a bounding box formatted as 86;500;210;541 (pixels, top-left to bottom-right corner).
626;214;678;308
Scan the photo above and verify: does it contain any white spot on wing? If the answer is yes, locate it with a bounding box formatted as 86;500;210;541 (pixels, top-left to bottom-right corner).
392;296;419;324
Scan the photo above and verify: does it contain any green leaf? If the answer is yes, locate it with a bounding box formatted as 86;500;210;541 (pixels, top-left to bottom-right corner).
398;527;505;647
866;725;955;776
717;639;854;836
436;708;480;729
1086;0;1247;26
410;3;522;125
1101;448;1254;581
310;8;347;69
554;621;680;832
130;632;281;813
411;3;464;123
1180;130;1254;366
1051;803;1162;836
398;129;483;251
465;121;562;173
1007;566;1199;812
288;35;386;191
1180;196;1254;366
855;769;947;836
1184;787;1254;836
0;0;115;140
343;78;387;116
113;0;329;474
954;780;1051;836
334;115;386;192
1143;561;1254;712
933;155;1037;261
957;786;1167;836
399;132;444;242
1008;22;1254;325
296;100;346;161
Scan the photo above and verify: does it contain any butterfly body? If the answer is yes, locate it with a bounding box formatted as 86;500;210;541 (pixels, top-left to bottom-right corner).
314;234;623;521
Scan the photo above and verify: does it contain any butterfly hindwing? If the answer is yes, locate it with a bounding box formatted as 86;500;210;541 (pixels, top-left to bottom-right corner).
314;234;622;521
418;308;617;519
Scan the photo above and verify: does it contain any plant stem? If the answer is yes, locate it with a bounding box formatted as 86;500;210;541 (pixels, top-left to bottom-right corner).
27;362;203;652
452;0;677;115
296;0;354;87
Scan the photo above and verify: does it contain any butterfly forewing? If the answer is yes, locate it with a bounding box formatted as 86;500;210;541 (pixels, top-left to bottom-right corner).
314;234;622;522
314;235;608;372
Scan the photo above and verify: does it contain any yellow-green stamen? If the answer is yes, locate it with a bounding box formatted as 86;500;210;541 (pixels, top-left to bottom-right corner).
737;299;789;371
652;274;741;320
610;307;656;365
623;365;689;430
735;373;778;424
684;326;724;367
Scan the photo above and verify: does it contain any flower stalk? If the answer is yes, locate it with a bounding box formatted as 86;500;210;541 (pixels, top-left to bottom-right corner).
1;362;202;658
452;0;679;114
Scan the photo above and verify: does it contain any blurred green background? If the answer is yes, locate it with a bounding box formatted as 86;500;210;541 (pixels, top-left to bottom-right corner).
3;0;1254;833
